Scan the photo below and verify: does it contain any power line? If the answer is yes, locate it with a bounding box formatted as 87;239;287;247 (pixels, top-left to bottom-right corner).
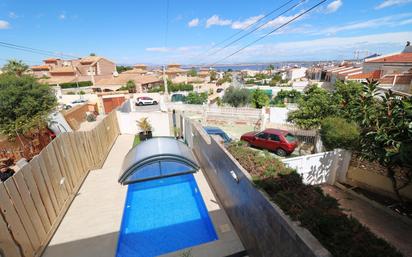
0;41;81;59
194;0;300;62
164;0;170;48
210;0;328;66
205;0;305;62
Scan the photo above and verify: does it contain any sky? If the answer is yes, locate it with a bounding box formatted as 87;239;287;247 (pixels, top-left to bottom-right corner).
0;0;412;66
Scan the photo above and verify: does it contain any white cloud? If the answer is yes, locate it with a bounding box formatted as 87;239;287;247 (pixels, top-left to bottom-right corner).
221;31;412;63
314;13;412;35
231;15;264;30
375;0;412;9
145;47;170;52
188;18;199;27
325;0;343;13
206;15;231;28
261;13;302;29
0;20;10;29
59;13;66;20
8;12;18;19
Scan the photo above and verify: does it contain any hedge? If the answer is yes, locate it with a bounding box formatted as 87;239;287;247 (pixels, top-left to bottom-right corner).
53;81;93;89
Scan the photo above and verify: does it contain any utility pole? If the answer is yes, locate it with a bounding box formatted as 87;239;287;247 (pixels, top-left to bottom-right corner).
163;65;168;95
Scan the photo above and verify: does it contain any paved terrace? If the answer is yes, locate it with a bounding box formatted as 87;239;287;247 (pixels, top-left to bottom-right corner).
43;134;245;257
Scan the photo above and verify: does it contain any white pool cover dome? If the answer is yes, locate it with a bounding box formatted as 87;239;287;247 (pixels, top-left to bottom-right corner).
118;137;199;185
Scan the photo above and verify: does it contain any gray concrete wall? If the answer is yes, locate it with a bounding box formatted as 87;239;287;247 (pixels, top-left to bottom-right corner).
190;122;331;257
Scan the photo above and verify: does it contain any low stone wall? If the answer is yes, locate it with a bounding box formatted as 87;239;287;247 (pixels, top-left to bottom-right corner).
190;122;331;257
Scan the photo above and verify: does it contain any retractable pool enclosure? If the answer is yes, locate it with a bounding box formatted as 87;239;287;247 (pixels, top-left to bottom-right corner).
118;137;200;185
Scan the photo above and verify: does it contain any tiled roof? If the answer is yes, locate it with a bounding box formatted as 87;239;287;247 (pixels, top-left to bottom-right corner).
43;58;60;62
80;56;102;64
96;74;161;86
347;70;381;80
379;71;412;85
122;69;147;74
49;66;76;74
31;65;50;71
166;67;187;73
366;53;412;63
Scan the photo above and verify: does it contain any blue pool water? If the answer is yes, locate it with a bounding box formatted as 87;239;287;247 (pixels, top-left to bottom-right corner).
116;174;218;257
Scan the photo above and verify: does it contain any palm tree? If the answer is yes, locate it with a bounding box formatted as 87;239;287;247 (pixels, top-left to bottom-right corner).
267;64;274;76
2;59;29;76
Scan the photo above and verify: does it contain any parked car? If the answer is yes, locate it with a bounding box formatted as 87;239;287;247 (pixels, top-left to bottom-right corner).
71;99;88;106
240;129;298;156
204;126;232;143
136;97;158;106
216;88;224;93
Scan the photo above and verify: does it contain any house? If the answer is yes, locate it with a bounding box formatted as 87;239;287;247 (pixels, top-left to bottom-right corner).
286;67;307;81
31;56;117;86
346;42;412;94
121;64;149;75
93;73;163;92
324;64;362;84
165;64;187;79
363;42;412;75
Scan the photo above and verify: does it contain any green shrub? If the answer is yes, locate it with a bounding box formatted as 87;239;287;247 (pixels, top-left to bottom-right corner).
320;117;360;150
251;89;270;108
227;142;294;178
222;86;250;107
79;90;86;95
255;173;402;257
56;81;93;89
184;92;207;104
66;91;76;95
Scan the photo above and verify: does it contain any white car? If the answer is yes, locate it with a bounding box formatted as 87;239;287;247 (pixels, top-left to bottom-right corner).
135;97;158;106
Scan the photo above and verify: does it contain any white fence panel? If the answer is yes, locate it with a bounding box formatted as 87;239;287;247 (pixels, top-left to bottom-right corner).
282;149;350;185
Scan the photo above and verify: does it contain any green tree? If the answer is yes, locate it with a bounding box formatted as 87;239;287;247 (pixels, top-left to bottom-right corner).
116;65;133;73
222;86;251;107
332;80;363;121
287;85;336;129
89;53;96;56
267;64;274;76
2;59;29;76
320;117;360;151
355;80;412;201
251;89;270;109
187;67;197;77
119;80;136;92
185;92;208;104
0;74;57;138
274;89;302;104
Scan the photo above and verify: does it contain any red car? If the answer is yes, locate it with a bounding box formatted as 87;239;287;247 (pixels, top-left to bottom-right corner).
240;129;298;156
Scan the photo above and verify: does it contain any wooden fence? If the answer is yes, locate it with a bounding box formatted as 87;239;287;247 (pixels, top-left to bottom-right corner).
0;111;120;257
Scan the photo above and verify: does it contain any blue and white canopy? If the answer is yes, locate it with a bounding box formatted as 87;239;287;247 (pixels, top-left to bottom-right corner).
118;137;199;185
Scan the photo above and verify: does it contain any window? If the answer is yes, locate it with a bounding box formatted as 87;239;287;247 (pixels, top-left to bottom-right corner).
256;132;269;139
269;134;280;142
285;133;297;142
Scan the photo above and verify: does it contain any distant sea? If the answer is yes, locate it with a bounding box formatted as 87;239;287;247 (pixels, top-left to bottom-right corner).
181;61;325;71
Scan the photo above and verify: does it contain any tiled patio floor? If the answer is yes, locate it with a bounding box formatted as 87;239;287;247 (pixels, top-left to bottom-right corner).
42;134;245;257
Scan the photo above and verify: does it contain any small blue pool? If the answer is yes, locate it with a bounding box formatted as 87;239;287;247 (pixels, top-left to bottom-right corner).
116;174;218;257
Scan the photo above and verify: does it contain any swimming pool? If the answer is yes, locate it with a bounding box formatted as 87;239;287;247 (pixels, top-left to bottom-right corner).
116;174;218;257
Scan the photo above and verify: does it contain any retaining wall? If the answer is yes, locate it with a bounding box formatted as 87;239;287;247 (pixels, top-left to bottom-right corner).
190;122;331;257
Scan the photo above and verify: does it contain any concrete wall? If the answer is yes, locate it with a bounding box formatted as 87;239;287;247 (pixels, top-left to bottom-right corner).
190;121;331;257
116;109;171;136
282;149;351;185
269;107;289;123
58;94;99;105
347;166;412;201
